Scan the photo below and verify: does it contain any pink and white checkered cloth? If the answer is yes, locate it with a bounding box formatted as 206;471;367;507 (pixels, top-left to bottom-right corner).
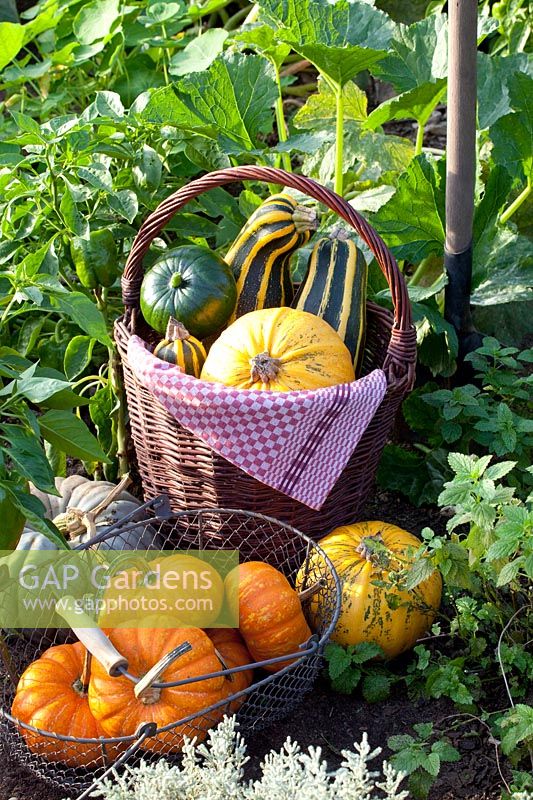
128;336;387;510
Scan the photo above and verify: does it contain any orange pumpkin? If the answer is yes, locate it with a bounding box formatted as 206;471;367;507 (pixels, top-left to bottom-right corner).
206;628;254;712
11;641;123;767
225;562;311;672
88;628;225;753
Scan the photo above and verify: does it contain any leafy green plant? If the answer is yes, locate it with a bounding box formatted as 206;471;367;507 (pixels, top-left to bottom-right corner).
325;641;395;701
387;722;460;800
0;351;107;547
378;338;533;505
404;453;533;776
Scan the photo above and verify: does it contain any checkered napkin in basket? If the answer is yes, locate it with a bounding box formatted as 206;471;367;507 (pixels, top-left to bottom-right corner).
127;336;387;510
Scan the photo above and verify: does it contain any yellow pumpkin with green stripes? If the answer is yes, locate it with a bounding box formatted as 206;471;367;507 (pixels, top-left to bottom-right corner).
292;228;367;374
225;194;317;321
153;318;206;377
296;522;442;659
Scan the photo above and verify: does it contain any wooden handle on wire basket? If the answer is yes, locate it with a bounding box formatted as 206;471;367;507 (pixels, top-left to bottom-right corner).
121;166;416;388
55;596;127;676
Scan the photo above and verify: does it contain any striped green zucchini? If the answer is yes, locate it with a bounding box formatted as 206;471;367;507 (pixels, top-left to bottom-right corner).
153;318;206;377
292;229;367;372
225;194;317;321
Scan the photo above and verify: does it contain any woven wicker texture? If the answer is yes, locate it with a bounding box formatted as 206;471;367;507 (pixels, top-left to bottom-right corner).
0;509;340;798
116;167;417;534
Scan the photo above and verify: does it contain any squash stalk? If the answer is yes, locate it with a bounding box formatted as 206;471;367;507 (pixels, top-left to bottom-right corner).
499;177;531;224
334;84;344;196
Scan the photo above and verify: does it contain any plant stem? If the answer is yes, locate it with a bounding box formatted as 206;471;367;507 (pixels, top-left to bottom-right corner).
284;83;317;96
273;62;292;173
409;256;432;286
94;289;129;476
161;24;169;86
499;177;531;224
334;83;344;196
224;5;250;29
415;121;425;156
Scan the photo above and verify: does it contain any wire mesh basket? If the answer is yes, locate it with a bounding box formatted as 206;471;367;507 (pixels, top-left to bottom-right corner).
0;501;341;799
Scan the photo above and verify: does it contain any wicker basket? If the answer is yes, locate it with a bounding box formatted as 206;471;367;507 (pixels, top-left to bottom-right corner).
115;166;416;537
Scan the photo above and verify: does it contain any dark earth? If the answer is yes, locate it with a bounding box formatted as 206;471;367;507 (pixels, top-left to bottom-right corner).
0;490;507;800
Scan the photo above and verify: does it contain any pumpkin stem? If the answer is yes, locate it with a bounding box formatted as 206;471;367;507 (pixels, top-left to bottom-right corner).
293;204;318;233
356;532;386;564
52;474;132;539
165;317;190;342
298;578;326;602
134;641;192;703
170;273;183;289
72;648;92;696
250;351;282;384
214;646;234;683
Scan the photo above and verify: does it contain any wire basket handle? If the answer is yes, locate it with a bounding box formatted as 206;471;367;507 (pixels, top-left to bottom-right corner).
55;597;127;676
122;167;416;388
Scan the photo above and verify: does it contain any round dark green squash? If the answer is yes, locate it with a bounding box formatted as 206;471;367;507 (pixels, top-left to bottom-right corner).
140;246;237;337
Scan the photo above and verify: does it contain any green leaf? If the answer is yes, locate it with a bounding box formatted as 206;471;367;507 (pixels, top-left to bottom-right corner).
78;163;113;192
8;488;68;548
390;748;427;776
294;77;368;128
331;666;362;694
143;52;277;152
257;0;394;87
472;227;533;306
132;144;162;192
377;445;444;506
500;704;533;756
63;336;96;380
95;90;125;119
408;769;435;800
0;424;55;493
233;23;291;69
371;155;445;262
373;14;448;92
325;643;352;680
73;0;121;45
38;409;110;463
405;557;437;591
51;292;112;347
89;384;115;454
477;52;532;130
351;641;384;664
490;73;533;182
366;79;446;129
169;29;228;76
361;671;392;703
485;461;517;481
388;734;415;752
496;559;522;586
60;185;88;237
431;740;461;763
0;21;25;70
424;752;440;777
108;189;139;223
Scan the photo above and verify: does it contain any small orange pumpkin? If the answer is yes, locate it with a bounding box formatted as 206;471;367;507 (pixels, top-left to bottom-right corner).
88;627;225;753
11;641;123;767
206;628;253;713
225;562;311;672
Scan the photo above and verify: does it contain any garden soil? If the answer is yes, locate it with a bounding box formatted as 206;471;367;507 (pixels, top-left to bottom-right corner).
0;490;506;800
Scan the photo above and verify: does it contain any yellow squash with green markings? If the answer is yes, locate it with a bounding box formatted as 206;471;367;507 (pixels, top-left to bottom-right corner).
153;318;206;377
225;194;316;321
292;229;367;373
296;522;442;659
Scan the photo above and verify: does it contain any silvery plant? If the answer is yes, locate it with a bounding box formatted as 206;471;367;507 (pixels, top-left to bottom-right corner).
90;716;409;800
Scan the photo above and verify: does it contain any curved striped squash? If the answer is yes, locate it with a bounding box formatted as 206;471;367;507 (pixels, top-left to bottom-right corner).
225;194;316;321
293;229;367;373
154;318;206;377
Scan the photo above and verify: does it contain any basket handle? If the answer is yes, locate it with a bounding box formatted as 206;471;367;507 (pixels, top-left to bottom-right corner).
122;166;416;388
55;596;128;676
